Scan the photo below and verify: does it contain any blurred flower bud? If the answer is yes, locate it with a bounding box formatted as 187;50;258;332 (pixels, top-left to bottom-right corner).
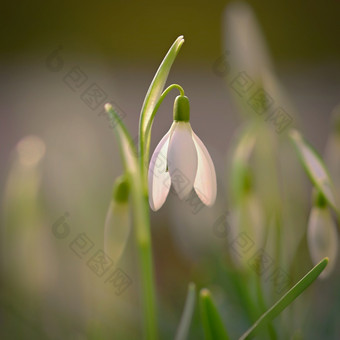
228;189;265;270
229;125;256;205
307;192;338;279
2;135;51;293
224;1;272;82
104;176;131;263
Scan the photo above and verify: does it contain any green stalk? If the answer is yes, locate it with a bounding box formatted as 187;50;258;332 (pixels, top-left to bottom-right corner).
136;84;185;338
106;84;185;339
131;186;157;339
254;273;277;339
107;36;185;339
106;105;157;339
140;83;185;192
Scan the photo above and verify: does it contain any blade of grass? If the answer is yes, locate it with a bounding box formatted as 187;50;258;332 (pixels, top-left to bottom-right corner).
175;283;196;340
199;288;230;340
239;257;328;340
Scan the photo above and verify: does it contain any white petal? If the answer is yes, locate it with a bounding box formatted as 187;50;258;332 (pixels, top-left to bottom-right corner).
192;132;217;206
167;122;198;200
148;130;171;211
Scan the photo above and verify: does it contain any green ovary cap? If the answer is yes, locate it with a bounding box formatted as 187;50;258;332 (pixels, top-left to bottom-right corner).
173;95;190;122
313;189;327;208
113;175;130;203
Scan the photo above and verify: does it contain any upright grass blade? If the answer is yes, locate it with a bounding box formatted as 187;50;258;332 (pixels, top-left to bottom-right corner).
105;104;138;174
239;258;328;340
199;288;230;340
106;104;157;339
175;283;196;340
138;36;184;187
289;130;339;215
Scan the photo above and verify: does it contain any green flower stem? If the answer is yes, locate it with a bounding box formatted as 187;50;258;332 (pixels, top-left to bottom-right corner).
146;84;185;133
140;83;185;193
254;274;277;340
132;191;157;340
175;283;196;340
107;80;184;338
136;84;185;337
106;104;157;339
107;36;185;339
274;213;282;298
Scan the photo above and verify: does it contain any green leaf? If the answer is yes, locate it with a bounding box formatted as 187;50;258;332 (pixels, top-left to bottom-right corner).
199;288;230;340
139;36;184;160
105;104;138;174
289;129;339;214
175;283;196;340
239;257;328;340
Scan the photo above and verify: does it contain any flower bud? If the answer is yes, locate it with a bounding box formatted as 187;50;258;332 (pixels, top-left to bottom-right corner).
104;176;131;262
307;199;338;279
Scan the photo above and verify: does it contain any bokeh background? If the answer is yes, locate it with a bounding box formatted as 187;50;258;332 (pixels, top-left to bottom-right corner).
1;0;340;339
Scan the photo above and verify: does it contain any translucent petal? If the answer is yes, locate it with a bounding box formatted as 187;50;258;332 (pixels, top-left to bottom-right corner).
167;122;198;200
104;201;131;262
148;130;171;211
192;132;217;206
307;207;338;279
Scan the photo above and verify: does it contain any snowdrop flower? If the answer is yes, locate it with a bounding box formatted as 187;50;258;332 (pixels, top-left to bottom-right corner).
148;95;217;211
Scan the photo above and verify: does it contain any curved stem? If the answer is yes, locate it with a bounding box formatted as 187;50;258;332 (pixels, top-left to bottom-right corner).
145;84;184;140
135;83;184;339
139;84;185;193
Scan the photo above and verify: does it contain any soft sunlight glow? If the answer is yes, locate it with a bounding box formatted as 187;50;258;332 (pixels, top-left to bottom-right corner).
16;135;46;167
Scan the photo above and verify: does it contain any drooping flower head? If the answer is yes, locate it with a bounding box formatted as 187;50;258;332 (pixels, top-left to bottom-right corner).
148;95;217;211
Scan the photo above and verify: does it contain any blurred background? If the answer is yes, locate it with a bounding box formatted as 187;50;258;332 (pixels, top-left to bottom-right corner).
1;0;340;339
